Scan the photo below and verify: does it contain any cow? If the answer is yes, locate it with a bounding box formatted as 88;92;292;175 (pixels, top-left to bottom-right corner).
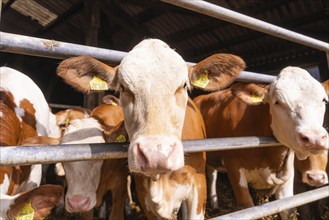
133;98;207;219
56;38;246;219
293;79;329;220
0;66;62;218
19;106;129;220
59;116;128;220
194;67;328;219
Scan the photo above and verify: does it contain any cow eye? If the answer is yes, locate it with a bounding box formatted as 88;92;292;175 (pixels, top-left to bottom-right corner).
119;84;125;92
183;82;188;89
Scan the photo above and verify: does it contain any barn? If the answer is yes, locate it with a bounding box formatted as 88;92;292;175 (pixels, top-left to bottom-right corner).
0;0;328;219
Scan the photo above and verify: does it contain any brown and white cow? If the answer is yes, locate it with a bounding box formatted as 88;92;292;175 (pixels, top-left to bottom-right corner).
56;39;245;219
194;67;328;219
133;98;207;219
59;116;128;220
0;67;62;218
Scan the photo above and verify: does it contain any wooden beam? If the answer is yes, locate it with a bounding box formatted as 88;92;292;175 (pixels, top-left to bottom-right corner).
83;0;102;110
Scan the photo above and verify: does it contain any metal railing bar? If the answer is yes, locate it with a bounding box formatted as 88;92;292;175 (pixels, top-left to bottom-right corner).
210;185;329;220
161;0;329;52
0;136;280;165
0;31;276;83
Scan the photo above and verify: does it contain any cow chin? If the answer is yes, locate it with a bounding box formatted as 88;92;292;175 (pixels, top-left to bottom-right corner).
128;135;184;176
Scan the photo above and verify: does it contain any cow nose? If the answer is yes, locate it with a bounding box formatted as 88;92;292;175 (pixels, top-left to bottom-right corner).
66;195;91;212
306;172;328;186
297;130;328;150
129;136;184;175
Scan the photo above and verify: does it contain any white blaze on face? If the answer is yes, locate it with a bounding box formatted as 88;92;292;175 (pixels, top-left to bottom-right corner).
266;67;328;159
117;39;189;176
60;118;104;213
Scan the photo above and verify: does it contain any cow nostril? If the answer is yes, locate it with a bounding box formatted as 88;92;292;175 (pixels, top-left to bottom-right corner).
298;132;310;144
307;173;325;182
137;144;148;169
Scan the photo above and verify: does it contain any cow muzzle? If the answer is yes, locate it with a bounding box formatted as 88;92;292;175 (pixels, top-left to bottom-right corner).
303;170;328;187
66;195;91;212
128;136;184;176
296;128;328;152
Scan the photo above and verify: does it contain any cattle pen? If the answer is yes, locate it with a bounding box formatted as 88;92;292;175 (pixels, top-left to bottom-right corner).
1;0;329;219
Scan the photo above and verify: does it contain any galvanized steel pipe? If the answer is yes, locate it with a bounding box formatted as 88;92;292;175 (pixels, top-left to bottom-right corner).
0;31;127;65
162;0;329;52
0;31;275;83
211;186;329;220
0;136;280;166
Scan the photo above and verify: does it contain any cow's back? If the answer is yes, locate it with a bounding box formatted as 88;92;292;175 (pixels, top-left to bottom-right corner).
0;67;60;139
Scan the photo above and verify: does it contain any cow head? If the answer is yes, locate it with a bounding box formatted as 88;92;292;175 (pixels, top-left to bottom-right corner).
57;39;245;176
59;118;105;213
232;67;328;160
295;150;328;187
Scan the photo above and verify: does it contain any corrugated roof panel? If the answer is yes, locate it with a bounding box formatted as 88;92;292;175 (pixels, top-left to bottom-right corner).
11;0;58;26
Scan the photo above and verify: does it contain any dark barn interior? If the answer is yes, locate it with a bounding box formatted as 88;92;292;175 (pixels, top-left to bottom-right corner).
1;0;328;109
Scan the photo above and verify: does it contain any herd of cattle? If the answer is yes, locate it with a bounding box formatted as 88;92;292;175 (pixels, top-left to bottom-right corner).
1;38;328;220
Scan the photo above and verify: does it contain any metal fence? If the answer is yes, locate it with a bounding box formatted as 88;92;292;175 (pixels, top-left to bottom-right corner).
1;0;329;219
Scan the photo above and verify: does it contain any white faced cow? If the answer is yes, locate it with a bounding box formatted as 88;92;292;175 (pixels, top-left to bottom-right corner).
57;39;245;219
56;39;244;176
194;67;328;219
232;67;328;159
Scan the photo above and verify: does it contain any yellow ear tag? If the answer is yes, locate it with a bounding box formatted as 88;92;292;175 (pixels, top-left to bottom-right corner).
89;76;109;91
111;102;118;106
251;93;263;103
65;118;70;127
16;201;34;220
191;71;209;88
115;135;126;142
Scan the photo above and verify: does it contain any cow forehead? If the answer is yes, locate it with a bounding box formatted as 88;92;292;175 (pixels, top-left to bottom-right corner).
270;67;327;101
118;39;188;92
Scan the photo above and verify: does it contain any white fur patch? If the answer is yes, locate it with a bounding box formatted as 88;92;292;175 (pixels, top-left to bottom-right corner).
268;66;328;154
61;117;105;212
0;193;21;218
0;174;11;195
239;167;286;190
145;174;191;219
14;106;25;121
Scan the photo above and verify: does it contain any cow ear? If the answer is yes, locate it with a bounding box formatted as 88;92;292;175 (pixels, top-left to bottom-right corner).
9;185;63;220
57;56;117;94
188;53;245;91
231;83;269;105
102;94;120;106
